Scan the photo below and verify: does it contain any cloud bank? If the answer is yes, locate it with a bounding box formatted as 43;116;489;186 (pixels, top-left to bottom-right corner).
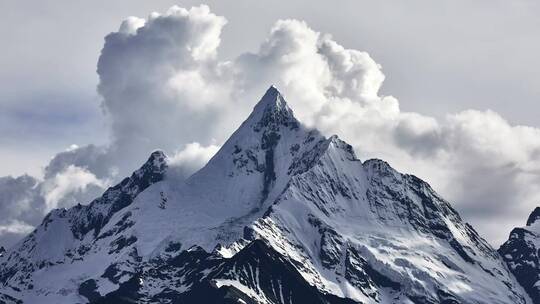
1;5;539;247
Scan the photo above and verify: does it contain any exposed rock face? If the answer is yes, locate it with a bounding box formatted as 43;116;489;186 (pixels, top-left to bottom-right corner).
0;87;530;304
500;207;540;303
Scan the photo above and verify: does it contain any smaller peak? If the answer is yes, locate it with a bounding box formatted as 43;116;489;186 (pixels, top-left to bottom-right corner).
149;150;166;160
526;207;540;226
328;135;344;145
140;150;168;174
288;135;359;176
363;158;399;177
363;158;391;167
327;135;357;160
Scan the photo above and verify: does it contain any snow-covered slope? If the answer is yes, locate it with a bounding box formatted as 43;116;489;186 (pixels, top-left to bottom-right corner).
0;150;168;303
0;86;530;303
499;207;540;303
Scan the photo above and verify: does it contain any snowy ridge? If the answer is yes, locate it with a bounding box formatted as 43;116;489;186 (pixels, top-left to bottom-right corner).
246;139;525;303
0;151;167;303
0;86;531;303
500;207;540;303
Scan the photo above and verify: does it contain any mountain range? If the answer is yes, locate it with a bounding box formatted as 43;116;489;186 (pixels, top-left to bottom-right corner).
0;86;538;303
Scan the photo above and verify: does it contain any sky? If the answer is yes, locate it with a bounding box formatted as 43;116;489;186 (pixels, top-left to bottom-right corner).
1;0;540;247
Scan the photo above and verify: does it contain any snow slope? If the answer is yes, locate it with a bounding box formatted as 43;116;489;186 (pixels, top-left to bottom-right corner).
0;86;530;303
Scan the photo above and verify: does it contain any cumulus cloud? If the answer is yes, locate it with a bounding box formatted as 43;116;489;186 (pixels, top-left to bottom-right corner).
43;144;111;179
1;4;540;247
41;165;109;211
168;142;220;179
422;111;540;242
97;5;232;173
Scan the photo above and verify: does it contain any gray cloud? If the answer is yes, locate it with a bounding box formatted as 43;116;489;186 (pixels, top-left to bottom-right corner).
0;175;44;246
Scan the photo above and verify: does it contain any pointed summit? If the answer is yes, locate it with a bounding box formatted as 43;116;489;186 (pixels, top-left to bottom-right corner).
255;85;285;110
249;86;298;132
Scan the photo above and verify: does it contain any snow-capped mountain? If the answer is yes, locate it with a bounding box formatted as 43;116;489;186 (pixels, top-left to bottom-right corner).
499;207;540;303
0;87;530;303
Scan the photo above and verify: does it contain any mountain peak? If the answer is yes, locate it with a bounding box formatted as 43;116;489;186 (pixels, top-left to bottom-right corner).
2;86;528;304
526;206;540;226
249;86;298;132
257;85;282;108
139;150;167;175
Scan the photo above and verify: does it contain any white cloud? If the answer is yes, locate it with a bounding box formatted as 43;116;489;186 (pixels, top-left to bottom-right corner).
96;4;232;174
168;142;220;179
1;5;540;246
41;165;109;211
443;110;540;165
66;144;80;152
0;220;34;235
118;16;145;35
